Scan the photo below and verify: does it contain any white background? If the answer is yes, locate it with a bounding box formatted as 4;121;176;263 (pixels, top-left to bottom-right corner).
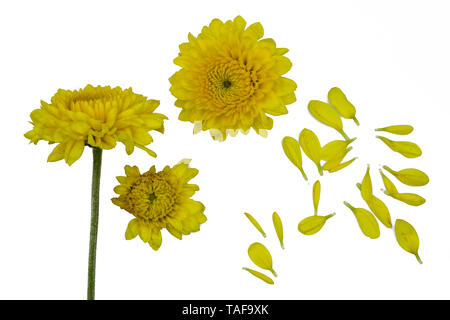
0;0;449;300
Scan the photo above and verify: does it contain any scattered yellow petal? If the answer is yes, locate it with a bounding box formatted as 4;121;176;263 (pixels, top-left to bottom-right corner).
298;213;335;235
344;201;380;239
375;125;413;135
308;100;350;140
248;242;277;277
312;180;321;215
242;267;274;285
328;87;359;125
244;212;266;238
299;128;323;176
282;136;308;180
272;212;284;249
395;219;422;264
382;165;429;187
376;136;422;158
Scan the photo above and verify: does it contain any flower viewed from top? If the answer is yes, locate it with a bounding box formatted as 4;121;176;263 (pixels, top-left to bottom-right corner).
170;16;297;141
111;160;206;250
25;85;167;165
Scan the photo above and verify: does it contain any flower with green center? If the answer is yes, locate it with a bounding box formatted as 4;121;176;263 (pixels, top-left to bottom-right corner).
112;160;207;250
170;15;297;141
25;84;167;165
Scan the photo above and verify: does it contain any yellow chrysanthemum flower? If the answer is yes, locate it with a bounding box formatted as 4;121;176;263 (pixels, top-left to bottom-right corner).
169;16;297;141
112;160;207;250
25;84;167;165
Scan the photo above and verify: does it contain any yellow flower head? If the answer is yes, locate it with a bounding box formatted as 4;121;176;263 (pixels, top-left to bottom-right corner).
25;85;167;165
111;160;207;250
170;16;297;141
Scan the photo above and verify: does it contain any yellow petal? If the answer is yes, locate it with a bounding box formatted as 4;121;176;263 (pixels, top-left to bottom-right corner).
379;169;398;195
272;212;284;249
125;219;140;240
245;22;264;39
148;229;162;251
244;212;266;237
328;87;358;125
395;219;422;264
298;214;335;235
376;136;422;158
321;138;356;161
312;180;321;215
64;140;85;166
282;136;307;180
388;192;426;206
375;125;413;135
382;166;429;187
242;267;274;285
248;242;276;277
47;143;66;162
344;202;380;239
308;100;349;140
299;128;323;175
361;165;372;201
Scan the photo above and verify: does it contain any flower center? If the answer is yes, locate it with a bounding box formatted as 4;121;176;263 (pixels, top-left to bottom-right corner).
206;60;257;107
222;79;232;89
127;172;176;221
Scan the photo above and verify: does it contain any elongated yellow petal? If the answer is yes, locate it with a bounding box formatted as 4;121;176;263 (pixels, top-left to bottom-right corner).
298;213;335;235
361;165;372;201
242;267;274;285
387;192;426;206
244;212;266;238
380;169;398;195
248;242;277;277
382;165;429;186
272;212;284;249
323;147;352;171
308;100;349;140
326;157;358;173
299;128;323;175
321;138;356;161
376;136;422;158
356;184;392;228
282;136;308;180
375;125;413;135
312;180;321;215
328;87;359;125
395;219;422;264
344;201;380;239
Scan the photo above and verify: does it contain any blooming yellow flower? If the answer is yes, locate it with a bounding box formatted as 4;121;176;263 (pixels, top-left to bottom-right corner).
111;160;206;250
170;16;297;141
25;85;167;165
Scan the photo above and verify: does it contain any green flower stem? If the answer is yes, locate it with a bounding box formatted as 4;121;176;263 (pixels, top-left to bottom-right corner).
88;147;102;300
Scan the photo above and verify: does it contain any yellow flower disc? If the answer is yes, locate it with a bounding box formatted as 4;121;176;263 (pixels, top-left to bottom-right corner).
170;16;297;141
395;219;422;264
24;85;167;165
112;161;206;250
248;242;277;277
